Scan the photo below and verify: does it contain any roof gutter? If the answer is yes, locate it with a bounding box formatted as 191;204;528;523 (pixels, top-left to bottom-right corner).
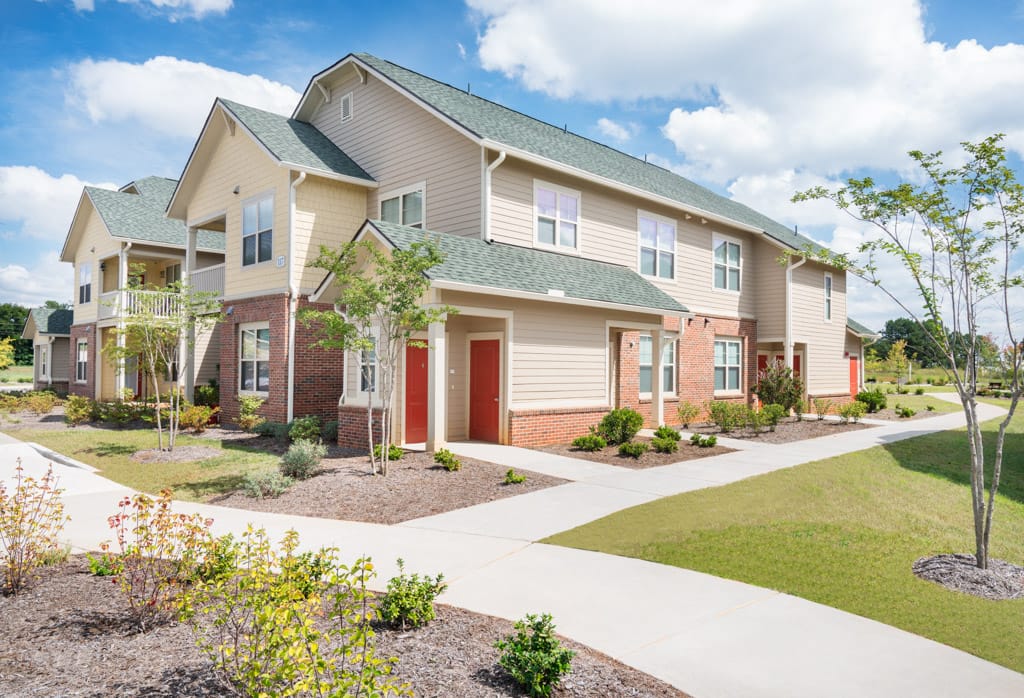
785;254;807;369
483;150;506;242
287;171;307;423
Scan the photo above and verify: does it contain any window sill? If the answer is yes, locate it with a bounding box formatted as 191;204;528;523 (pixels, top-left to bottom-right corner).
712;286;741;294
713;390;744;398
238;390;269;398
640;273;676;283
533;242;581;256
240;259;275;270
638;394;678;402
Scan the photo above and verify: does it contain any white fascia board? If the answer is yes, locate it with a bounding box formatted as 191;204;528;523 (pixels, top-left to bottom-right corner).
276;161;377;188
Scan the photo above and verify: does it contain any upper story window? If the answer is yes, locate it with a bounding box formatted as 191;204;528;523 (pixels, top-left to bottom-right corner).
242;195;273;266
534;181;579;251
713;236;741;292
165;263;182;287
78;262;92;304
239;323;270;394
639;335;677;396
380;183;424;229
340;92;354;123
714;338;742;393
824;272;833;321
639;212;675;279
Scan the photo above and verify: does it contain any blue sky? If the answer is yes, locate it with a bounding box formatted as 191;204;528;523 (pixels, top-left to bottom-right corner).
2;0;1023;335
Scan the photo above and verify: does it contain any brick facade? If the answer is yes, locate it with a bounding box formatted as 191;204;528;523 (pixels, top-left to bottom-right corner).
337;405;384;449
508;405;610;448
67;325;94;399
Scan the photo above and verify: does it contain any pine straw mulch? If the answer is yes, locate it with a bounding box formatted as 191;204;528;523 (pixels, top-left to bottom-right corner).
692;416;874;444
536;436;734;469
0;556;687;698
912;554;1024;600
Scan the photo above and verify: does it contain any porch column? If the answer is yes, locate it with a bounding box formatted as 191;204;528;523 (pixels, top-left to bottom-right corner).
651;328;664;426
425;319;447;450
184;226;198;402
115;244;129;398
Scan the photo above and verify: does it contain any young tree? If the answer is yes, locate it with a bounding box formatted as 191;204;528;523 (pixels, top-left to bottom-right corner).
0;337;14;372
794;134;1023;570
301;236;453;476
104;265;221;451
886;338;910;387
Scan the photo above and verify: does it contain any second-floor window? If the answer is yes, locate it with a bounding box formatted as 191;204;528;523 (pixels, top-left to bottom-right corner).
535;181;579;251
380;184;424;229
78;263;92;304
824;272;833;321
639;213;675;279
713;237;741;291
242;196;273;266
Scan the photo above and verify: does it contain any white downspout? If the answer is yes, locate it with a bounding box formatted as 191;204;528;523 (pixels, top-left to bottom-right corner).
785;254;807;373
45;336;55;387
287;171;307;423
483;150;506;242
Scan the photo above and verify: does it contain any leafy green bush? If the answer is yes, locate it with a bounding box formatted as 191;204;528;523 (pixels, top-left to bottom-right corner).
23;391;59;415
926;404;936;412
690;433;717;447
596;407;644;445
838;401;867;424
914;387;925;395
753;360;805;410
571;434;606;452
495;613;576;698
617;441;649;458
193;383;219;407
504;468;527;484
236;395;265;431
855;389;888;413
191;534;239;584
813;398;834;420
321;420;339;443
793;399;806;420
653;425;680;441
254;420;290;439
0;460;68;594
373;443;404;461
676;400;701;428
433;448;461;471
707;400;749;433
279;439;327;480
762;403;788;431
179;404;218;433
95;400;139;427
242;471;293;499
64;394;94;425
379;558;447;630
651;437;678;454
288;415;321;442
894;403;916;418
86;551;122;577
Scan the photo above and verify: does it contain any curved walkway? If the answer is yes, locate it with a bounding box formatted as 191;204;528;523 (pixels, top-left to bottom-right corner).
2;399;1022;698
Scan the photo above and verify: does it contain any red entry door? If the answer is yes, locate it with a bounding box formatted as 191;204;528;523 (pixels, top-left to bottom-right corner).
469;339;500;442
849;355;859;396
405;345;428;443
776;354;801;376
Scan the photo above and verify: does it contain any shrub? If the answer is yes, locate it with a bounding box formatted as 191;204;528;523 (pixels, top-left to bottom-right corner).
926;404;936;412
373;443;405;461
0;459;68;594
23;391;59;415
242;471;293;499
813;398;834;420
653;425;681;441
64;394;94;425
193;383;219;407
651;437;678;454
747;408;769;434
433;448;461;471
689;433;702;445
707;401;749;433
855;389;888;413
179;404;219;433
676;400;701;428
618;441;649;458
571;434;606;452
504;468;527;484
793;399;806;420
894;403;916;418
495;613;576;698
236;395;265;431
596;407;644;445
838;401;867;424
914;387;925;395
279;439;327;481
86;551;122;577
321;419;339;443
762;403;788;431
107;489;212;631
698;434;718;448
753;361;805;411
96;400;139;427
254;420;290;439
180;528;409;698
288;415;321;443
379;558;447;630
192;534;239;584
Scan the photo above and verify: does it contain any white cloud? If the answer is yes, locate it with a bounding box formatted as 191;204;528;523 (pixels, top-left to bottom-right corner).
64;56;300;140
69;0;232;18
71;0;95;10
457;42;467;60
596;117;637;143
0;166;116;243
471;0;1024;182
0;252;73;308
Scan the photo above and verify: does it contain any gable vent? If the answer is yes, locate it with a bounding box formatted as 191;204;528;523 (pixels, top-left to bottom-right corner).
340;92;354;123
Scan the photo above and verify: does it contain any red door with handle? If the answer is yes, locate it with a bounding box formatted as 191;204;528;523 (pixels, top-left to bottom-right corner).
469;339;500;442
405;345;428;443
849;355;859;396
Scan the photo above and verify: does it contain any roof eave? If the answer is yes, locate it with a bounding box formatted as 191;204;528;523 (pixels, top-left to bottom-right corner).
276;160;377;188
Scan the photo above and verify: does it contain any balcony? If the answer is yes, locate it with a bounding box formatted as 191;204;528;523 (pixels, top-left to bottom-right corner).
190;263;225;297
98;289;183;321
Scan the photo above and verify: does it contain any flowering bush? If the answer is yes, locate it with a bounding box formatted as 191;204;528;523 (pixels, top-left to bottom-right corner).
0;459;68;594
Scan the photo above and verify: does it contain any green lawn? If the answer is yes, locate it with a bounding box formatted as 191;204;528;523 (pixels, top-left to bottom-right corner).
880;392;959;414
0;365;33;384
547;409;1024;672
6;427;280;501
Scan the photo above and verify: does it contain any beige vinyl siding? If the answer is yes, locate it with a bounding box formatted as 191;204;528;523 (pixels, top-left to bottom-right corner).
490;159;759;318
50;338;70;382
181;116;290;299
308;72;482;237
194;322;220;386
100;327;117;400
792;263;849;394
73;205;119;325
845;331;863;358
753;238;787;338
293;175;368;293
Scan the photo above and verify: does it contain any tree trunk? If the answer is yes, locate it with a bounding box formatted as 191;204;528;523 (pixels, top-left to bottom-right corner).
962;395;988;569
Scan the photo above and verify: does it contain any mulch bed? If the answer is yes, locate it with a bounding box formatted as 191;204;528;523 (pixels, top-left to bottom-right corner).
131;445;223;464
913;554;1024;600
537;436;733;469
0;556;687;697
692;417;874;443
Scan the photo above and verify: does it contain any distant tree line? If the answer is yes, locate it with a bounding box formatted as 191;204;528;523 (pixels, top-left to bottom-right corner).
868;317;1001;373
0;301;70;366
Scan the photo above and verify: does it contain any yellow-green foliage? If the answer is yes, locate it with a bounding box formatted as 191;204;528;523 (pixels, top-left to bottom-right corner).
0;459;68;594
64;395;95;425
0;338;14;371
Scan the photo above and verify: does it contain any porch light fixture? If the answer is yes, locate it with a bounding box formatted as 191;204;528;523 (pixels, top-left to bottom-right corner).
99;262;106;271
233;185;240;195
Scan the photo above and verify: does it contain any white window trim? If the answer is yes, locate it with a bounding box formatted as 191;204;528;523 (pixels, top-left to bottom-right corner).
241;192;274;268
712;234;742;293
238;321;270;396
637;210;677;281
75;340;88;384
714;337;743;396
533;179;581;254
639;334;677;399
379;181;426;229
340;91;354;123
824;272;833;322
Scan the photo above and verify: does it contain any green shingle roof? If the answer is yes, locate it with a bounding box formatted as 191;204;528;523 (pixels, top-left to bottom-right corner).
29;307;73;336
353;53;820;252
86;182;225;252
847;318;879;337
368;220;687;315
219;99;374;183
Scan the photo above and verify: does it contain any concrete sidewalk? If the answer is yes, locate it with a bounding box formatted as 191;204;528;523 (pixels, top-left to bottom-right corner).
2;401;1022;698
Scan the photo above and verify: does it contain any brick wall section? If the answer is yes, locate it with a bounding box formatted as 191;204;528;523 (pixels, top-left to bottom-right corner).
67;325;94;398
292;298;345;422
337;405;384;450
508;405;610;447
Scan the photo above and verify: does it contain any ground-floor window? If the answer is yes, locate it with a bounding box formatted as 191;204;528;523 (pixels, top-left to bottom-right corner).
39;346;48;379
714;338;742;392
76;341;88;382
239;323;270;394
639;335;677;395
359;341;376;393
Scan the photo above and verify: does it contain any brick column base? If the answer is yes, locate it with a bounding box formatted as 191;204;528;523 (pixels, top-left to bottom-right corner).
508;405;610;447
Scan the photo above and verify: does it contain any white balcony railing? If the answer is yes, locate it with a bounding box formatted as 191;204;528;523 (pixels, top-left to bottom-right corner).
189;263;225;297
98;289;182;320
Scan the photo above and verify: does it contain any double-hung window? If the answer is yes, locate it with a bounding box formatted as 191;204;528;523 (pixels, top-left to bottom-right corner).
824;272;833;321
78;263;92;304
359;341;376;393
639;335;677;395
76;341;88;383
380;184;424;229
239;323;270;394
39;346;48;379
639;213;675;279
165;263;182;287
535;181;579;250
714;339;742;393
242;196;273;266
713;237;741;291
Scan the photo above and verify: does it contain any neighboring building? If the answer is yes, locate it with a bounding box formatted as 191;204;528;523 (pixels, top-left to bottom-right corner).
21;307;73;394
